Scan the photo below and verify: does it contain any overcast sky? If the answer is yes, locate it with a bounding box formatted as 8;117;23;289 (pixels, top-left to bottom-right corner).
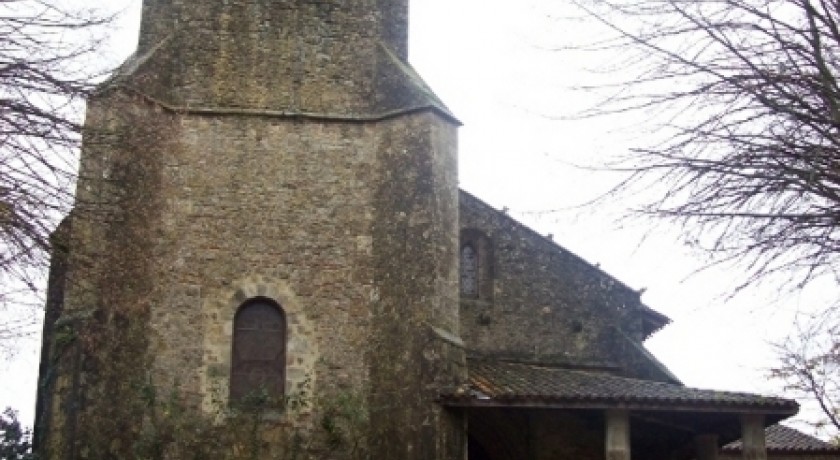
1;0;833;435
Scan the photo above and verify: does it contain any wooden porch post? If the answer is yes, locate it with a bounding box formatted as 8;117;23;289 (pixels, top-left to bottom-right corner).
606;409;631;460
740;414;767;460
695;434;719;460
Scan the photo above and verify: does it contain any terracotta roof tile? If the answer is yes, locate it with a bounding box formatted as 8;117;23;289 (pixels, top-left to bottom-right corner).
723;424;840;453
442;360;798;413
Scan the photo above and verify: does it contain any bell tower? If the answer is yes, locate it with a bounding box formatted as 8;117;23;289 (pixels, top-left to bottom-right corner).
138;0;409;60
36;1;465;459
130;0;422;115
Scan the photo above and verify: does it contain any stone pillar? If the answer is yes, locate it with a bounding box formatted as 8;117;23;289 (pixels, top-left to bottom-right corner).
695;434;719;460
606;409;631;460
741;414;767;460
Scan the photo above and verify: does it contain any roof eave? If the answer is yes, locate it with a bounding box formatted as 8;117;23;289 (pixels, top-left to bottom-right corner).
438;397;799;417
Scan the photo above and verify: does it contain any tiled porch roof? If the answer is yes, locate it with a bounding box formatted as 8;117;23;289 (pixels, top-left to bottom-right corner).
723;424;840;453
441;360;798;414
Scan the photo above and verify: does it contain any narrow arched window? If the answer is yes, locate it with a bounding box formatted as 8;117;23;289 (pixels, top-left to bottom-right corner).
460;229;494;301
461;243;479;298
230;298;286;405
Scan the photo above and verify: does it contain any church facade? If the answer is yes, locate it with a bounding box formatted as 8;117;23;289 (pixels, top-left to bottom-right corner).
35;1;799;459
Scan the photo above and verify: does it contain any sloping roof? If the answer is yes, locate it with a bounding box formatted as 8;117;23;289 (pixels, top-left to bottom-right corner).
101;37;460;125
441;360;798;414
640;303;670;337
723;424;840;453
616;328;682;385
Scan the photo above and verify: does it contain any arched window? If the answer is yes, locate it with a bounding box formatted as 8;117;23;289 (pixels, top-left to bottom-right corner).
461;243;479;298
230;298;286;405
460;229;494;301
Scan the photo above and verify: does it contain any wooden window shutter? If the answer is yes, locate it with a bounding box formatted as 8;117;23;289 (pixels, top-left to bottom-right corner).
230;299;286;405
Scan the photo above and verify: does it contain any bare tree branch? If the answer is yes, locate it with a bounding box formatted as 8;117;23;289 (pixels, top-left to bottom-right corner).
771;311;840;436
567;0;840;295
0;0;111;351
564;0;840;438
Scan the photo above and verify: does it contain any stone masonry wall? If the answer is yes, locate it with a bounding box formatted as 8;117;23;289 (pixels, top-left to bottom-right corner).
369;111;465;460
40;87;464;459
41;92;178;459
146;107;382;408
38;1;466;458
459;191;650;375
131;0;410;114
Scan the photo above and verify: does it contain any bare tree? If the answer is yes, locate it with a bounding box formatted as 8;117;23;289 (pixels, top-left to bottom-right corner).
558;0;840;436
0;0;110;347
566;0;840;294
771;311;840;438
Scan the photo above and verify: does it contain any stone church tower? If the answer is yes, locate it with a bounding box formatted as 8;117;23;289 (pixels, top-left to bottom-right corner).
36;1;465;458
